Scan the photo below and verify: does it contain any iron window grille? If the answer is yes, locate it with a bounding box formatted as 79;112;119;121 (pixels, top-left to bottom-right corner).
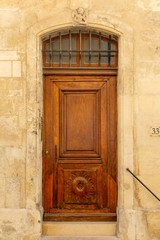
42;29;118;68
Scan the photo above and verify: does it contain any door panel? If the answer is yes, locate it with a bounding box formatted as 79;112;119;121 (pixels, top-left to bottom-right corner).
57;164;103;209
43;75;117;221
59;85;101;159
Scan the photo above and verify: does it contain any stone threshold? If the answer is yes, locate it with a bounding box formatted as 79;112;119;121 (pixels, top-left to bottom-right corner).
42;222;117;236
40;236;121;240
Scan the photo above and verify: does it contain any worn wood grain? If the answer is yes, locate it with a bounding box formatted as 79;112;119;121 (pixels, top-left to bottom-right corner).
43;75;117;221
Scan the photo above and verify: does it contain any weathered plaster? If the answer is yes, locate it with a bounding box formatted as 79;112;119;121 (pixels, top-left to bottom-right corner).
0;0;160;239
26;10;134;239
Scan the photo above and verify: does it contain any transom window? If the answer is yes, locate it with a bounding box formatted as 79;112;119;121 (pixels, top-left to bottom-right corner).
42;29;118;68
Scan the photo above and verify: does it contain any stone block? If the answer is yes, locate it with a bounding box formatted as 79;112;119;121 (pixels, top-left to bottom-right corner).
146;212;160;239
0;79;7;96
12;61;21;77
5;146;25;162
0;209;41;239
134;15;160;61
138;146;160;175
92;0;127;11
56;0;68;8
0;96;24;118
0;51;19;61
23;234;42;240
0;28;23;49
0;61;11;77
7;78;22;90
69;0;92;9
0;0;19;9
0;148;6;178
0;224;17;240
117;209;136;240
26;166;38;209
134;95;160;151
138;81;160;95
134;174;160;209
40;237;121;240
5;177;21;208
135;211;160;240
135;211;150;240
0;116;21;146
119;67;134;95
135;62;160;83
0;97;14;115
42;222;117;236
0;10;20;28
5;159;25;179
0;178;5;208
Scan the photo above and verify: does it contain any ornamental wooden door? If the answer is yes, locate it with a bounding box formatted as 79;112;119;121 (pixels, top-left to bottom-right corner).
43;75;117;221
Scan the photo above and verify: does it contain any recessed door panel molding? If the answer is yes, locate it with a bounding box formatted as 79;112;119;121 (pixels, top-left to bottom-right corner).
59;85;102;159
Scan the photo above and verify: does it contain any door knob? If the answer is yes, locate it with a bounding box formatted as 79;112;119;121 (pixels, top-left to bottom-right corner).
45;150;49;155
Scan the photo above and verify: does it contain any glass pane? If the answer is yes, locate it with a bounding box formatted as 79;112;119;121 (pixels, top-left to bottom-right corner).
52;40;59;63
101;40;115;64
111;43;115;64
101;40;108;64
46;40;59;64
46;43;50;64
62;38;69;63
84;37;99;64
84;37;89;64
62;37;77;64
91;38;98;64
71;37;77;64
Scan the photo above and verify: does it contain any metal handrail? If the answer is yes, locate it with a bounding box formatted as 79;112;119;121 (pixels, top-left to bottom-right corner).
126;168;160;202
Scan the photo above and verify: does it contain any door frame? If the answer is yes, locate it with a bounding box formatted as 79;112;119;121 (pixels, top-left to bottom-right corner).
42;69;118;221
26;19;134;237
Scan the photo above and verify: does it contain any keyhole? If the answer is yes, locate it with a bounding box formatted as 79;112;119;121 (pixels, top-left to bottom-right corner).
78;182;83;190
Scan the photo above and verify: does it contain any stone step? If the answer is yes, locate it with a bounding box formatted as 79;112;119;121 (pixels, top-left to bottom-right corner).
40;236;120;240
42;222;117;236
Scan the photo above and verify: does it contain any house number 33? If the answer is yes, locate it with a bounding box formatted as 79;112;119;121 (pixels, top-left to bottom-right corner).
151;127;160;136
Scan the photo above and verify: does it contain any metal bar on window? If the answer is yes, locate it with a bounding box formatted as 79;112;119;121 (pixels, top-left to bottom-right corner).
69;30;71;67
43;49;118;53
108;35;111;67
49;35;52;67
51;37;54;67
99;32;101;67
42;30;118;68
79;30;81;67
89;31;91;67
59;32;62;67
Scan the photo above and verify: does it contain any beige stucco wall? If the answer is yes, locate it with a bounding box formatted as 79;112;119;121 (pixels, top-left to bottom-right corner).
0;0;160;239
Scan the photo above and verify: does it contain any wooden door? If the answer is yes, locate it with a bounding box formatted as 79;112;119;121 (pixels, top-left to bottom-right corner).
43;75;117;221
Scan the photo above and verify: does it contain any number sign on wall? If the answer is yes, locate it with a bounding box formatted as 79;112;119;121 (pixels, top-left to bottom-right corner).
150;127;160;136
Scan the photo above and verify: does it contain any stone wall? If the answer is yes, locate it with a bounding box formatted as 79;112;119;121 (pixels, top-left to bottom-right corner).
0;0;160;239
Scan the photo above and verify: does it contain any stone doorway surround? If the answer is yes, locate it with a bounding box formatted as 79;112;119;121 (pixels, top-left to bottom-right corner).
26;9;134;239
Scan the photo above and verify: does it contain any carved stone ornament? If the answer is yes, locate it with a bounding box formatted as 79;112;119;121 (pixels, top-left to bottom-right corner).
72;7;88;25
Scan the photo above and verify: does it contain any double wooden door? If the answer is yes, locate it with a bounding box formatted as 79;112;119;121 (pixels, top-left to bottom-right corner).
43;75;117;221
